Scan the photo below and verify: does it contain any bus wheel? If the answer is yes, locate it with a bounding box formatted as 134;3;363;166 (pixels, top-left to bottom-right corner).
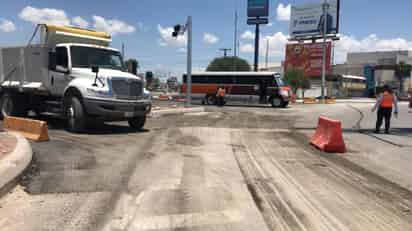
271;97;283;108
206;94;217;105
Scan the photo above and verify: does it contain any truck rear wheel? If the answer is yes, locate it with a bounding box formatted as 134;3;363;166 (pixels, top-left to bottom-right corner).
0;92;28;119
66;96;86;133
128;116;146;131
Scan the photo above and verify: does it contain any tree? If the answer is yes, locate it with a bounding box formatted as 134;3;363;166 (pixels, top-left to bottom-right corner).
145;71;154;89
124;59;139;75
153;78;161;90
206;57;251;72
300;77;311;99
395;61;411;94
284;68;310;98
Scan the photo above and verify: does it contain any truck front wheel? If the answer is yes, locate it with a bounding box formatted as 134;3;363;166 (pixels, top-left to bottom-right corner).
128;116;146;131
271;96;284;108
66;96;86;133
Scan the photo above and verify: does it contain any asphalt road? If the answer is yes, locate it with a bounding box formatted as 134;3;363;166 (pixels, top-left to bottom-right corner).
0;102;412;231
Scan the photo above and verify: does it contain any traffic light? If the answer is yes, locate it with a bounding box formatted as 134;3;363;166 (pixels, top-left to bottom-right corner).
172;24;185;37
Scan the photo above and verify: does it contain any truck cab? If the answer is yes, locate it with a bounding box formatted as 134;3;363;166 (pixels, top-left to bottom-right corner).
0;24;151;132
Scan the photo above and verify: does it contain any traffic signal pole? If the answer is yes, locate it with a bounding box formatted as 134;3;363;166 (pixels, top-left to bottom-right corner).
186;16;192;107
172;17;192;107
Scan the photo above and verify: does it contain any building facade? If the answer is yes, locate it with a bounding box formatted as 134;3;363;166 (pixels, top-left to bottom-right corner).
333;50;412;96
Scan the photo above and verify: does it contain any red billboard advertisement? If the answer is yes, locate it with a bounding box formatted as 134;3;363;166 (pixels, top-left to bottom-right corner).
284;42;332;77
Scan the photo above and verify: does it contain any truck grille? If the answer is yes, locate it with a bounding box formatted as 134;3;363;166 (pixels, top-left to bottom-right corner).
111;78;143;100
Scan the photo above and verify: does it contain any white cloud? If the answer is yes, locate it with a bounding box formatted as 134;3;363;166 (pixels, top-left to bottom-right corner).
241;30;255;40
92;16;135;35
72;16;89;28
240;43;254;53
203;33;219;44
19;6;71;25
277;3;291;21
240;32;288;58
267;22;273;27
177;47;186;53
0;19;16;32
240;30;412;64
334;34;412;63
262;32;289;57
157;24;187;47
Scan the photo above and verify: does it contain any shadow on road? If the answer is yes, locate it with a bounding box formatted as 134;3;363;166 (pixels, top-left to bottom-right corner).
39;117;150;135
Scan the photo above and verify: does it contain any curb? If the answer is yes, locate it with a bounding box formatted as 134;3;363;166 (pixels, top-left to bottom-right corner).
149;107;205;118
0;132;33;195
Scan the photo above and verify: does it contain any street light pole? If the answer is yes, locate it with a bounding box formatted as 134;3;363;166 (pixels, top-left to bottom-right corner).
321;1;329;102
186;16;192;107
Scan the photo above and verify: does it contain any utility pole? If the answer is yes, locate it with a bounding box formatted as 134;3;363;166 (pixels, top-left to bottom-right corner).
254;19;260;72
265;39;269;69
122;43;125;58
321;1;329;102
219;48;232;57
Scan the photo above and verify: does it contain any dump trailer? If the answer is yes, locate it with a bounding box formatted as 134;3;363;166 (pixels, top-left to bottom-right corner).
0;24;151;132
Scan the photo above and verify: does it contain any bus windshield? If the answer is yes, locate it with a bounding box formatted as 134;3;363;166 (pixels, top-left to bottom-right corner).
71;46;124;70
275;76;285;87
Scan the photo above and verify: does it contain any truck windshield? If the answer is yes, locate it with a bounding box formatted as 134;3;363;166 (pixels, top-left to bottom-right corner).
70;46;124;70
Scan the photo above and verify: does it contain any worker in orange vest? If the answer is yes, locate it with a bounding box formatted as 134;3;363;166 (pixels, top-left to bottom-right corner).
372;85;398;134
216;87;226;107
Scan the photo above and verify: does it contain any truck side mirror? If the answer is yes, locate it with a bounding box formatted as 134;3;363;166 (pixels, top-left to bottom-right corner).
49;52;56;70
91;65;99;73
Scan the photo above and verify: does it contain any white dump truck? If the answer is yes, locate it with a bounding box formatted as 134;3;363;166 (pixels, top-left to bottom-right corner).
0;24;151;132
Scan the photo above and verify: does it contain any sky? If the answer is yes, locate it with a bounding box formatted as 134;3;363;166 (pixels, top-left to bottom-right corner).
1;0;412;78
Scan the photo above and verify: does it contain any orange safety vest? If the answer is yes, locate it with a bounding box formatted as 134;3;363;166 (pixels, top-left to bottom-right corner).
217;88;226;97
380;91;394;108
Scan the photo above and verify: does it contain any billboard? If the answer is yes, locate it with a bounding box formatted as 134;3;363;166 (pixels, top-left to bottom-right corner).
284;42;332;77
290;0;339;38
248;0;269;18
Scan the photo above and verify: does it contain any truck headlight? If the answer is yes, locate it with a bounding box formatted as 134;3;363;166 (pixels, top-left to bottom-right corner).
280;89;289;97
86;88;112;98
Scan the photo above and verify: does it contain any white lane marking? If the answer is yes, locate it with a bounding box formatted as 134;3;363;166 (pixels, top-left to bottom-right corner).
130;209;243;231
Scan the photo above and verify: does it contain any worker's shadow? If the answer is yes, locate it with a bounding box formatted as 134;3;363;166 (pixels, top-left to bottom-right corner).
384;128;412;137
357;128;412;137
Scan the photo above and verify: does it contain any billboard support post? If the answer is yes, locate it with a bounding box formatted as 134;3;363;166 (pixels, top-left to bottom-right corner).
321;1;329;102
254;21;260;72
247;0;269;72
